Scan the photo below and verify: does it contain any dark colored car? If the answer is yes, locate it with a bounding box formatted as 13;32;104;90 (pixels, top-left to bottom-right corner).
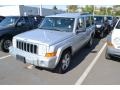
104;16;113;33
0;16;44;52
94;15;105;38
0;16;5;22
113;16;119;27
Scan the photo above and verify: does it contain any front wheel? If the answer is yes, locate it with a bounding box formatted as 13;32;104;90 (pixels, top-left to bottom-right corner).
100;32;104;38
0;38;12;52
55;50;71;74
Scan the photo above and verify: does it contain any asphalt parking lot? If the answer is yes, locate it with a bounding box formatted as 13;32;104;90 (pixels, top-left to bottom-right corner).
0;36;120;85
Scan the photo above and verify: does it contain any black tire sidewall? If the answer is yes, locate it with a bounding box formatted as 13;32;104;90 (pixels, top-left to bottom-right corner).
0;38;12;52
55;50;71;74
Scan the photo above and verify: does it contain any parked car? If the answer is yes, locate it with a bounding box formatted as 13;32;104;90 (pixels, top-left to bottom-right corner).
104;15;113;34
113;16;119;27
9;13;95;74
0;16;44;52
106;19;120;59
0;16;5;22
94;15;105;38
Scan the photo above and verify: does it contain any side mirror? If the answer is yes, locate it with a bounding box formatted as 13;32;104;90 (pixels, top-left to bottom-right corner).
17;22;25;27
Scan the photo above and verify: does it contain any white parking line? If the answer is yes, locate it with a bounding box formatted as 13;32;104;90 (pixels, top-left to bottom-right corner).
75;43;107;85
0;55;11;60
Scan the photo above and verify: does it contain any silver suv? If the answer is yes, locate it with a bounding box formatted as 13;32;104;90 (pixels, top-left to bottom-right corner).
9;13;95;73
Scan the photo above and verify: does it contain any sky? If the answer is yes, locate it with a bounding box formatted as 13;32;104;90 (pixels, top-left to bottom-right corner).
32;5;113;11
0;5;113;11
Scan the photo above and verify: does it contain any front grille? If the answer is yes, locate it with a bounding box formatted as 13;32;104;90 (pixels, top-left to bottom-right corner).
16;40;38;54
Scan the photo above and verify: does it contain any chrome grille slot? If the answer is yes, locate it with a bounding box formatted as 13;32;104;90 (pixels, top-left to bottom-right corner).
16;40;38;54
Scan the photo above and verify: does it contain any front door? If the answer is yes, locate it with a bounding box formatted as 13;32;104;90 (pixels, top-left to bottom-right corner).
15;17;32;35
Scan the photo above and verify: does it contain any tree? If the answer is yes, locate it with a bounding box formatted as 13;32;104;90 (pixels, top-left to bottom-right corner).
113;5;120;16
107;7;112;15
67;5;78;12
82;5;94;14
53;5;57;10
99;7;106;15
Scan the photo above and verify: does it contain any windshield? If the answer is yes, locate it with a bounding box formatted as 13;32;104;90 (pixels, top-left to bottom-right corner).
94;16;104;23
107;16;112;20
0;17;19;26
39;17;75;32
116;21;120;29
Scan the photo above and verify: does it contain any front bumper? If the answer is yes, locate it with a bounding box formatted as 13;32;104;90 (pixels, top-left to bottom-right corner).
95;27;103;34
107;46;120;58
9;46;57;69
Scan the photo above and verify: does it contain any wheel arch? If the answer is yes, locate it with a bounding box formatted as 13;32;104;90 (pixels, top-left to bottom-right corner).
54;45;72;68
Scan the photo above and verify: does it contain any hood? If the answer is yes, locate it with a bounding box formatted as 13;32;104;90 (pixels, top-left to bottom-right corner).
0;25;14;36
15;29;73;46
108;20;113;25
112;29;120;39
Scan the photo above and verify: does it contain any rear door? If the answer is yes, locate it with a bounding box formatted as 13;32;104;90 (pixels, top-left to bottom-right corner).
73;16;86;51
84;15;94;42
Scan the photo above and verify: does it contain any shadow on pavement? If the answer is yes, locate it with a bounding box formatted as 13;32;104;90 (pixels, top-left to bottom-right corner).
109;57;120;62
67;38;101;73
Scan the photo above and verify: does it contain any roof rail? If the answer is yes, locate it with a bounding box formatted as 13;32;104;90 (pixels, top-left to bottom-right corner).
81;12;91;15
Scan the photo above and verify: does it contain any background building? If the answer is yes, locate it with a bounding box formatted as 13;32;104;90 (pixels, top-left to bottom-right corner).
0;5;65;16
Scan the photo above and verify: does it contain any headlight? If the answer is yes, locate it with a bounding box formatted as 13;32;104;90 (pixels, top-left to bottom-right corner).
12;38;16;47
38;45;47;56
96;25;102;28
114;38;120;45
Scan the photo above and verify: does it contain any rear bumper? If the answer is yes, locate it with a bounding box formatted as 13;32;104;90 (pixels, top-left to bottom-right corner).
9;46;57;69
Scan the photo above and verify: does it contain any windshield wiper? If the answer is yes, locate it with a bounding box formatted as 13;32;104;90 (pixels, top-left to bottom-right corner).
54;29;61;31
53;27;62;31
39;27;62;31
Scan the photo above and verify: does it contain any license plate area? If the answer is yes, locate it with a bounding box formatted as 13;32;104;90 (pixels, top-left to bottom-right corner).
16;55;26;63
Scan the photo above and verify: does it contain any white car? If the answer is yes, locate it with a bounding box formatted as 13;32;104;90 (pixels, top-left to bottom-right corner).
9;13;95;73
106;19;120;59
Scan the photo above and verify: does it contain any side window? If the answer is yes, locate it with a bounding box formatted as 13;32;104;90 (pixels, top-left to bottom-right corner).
76;17;85;30
86;16;91;27
19;17;26;24
24;17;30;25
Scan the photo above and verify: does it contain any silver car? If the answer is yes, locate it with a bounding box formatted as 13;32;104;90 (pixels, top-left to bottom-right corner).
106;19;120;59
9;13;95;73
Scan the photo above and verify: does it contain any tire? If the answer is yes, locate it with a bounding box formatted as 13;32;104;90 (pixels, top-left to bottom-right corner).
0;38;12;52
86;36;93;48
55;50;71;74
100;32;104;38
105;50;111;60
